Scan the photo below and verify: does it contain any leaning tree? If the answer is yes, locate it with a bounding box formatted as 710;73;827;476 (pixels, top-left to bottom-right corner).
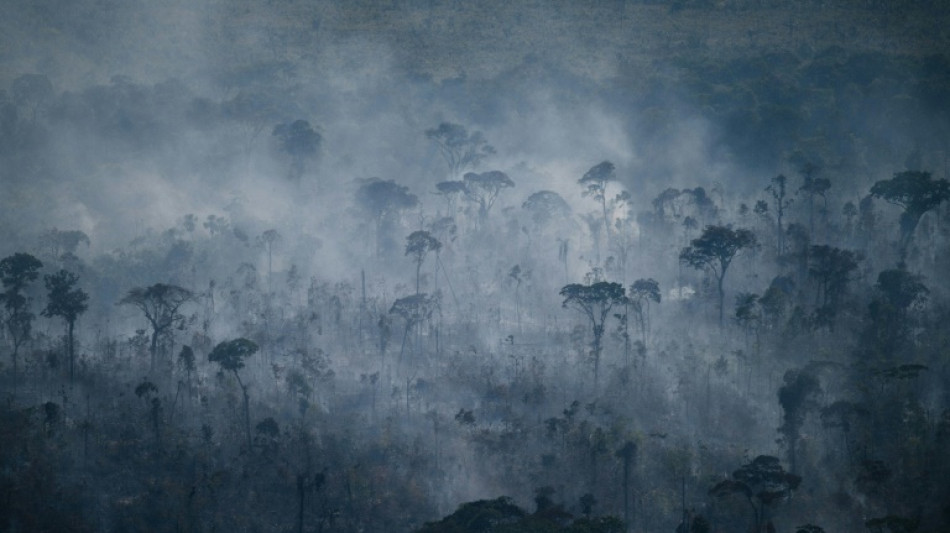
208;338;259;449
869;170;950;262
680;225;757;328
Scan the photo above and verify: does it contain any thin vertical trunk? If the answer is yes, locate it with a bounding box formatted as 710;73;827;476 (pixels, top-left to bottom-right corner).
359;270;366;350
68;320;75;382
297;474;306;533
12;346;18;399
150;329;158;372
601;194;611;262
235;373;252;450
415;261;422;294
623;456;630;531
592;326;603;388
717;274;725;329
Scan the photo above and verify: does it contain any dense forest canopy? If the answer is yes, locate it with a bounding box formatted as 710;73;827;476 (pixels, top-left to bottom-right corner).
2;1;950;532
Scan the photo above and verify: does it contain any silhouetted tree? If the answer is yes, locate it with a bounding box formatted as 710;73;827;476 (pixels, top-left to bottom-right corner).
390;293;435;366
257;228;281;283
734;292;761;346
0;253;43;396
463;170;514;222
797;164;831;236
766;175;793;256
355;178;419;257
679;225;757;327
523;190;571;226
560;280;626;386
709;455;801;533
616;441;637;529
119;283;193;371
870;170;950;262
208;338;258;449
860;268;928;362
425;122;494;178
807;245;860;328
435;180;468;213
579;161;617;255
629;278;660;345
778;368;821;474
272;119;321;181
42;269;89;382
405;230;441;294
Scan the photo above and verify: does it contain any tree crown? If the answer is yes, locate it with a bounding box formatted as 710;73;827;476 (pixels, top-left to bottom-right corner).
209;338;259;373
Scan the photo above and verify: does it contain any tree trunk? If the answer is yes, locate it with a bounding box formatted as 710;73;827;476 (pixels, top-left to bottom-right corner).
415;261;422;294
235;374;252;450
592;324;604;388
297;474;306;533
717;274;725;329
68;320;75;383
623;455;631;531
11;345;18;400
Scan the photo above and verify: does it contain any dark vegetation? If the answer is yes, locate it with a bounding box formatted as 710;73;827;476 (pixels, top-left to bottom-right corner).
2;1;950;532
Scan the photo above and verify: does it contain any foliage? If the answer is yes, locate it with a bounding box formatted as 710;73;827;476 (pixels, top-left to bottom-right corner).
463;170;515;219
42;270;89;324
523;190;571;225
208;338;259;373
560;281;626;384
415;496;624;533
272;119;321;180
426;122;495;177
710;455;801;533
679;225;757;326
870;171;950;258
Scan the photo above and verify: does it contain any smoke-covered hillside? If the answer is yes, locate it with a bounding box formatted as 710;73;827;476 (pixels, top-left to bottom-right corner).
2;1;950;532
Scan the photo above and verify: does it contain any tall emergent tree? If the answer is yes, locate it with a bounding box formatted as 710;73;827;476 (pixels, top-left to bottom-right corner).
272;119;321;181
679;225;757;327
709;455;801;533
425;122;495;178
355;178;419;258
0;253;43;396
42;270;89;382
797;163;831;236
559;280;626;386
766;174;793;256
629;278;661;345
119;283;193;371
462;170;515;222
405;230;442;294
257;229;281;283
209;338;258;449
389;293;435;366
869;170;950;262
807;245;860;324
778;368;821;475
579;161;617;257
